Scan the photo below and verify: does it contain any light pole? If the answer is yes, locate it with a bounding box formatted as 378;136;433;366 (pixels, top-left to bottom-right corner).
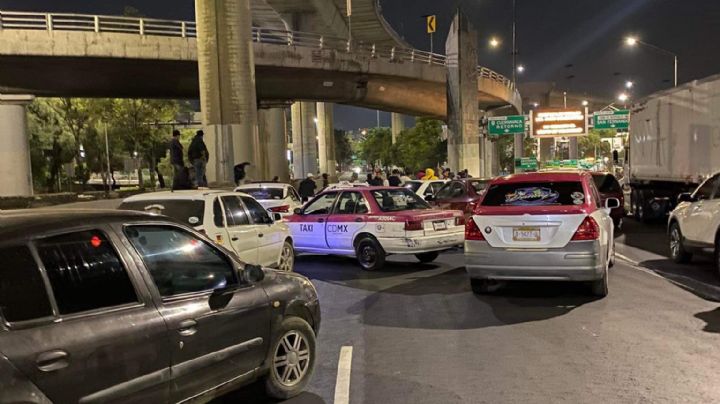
625;36;678;87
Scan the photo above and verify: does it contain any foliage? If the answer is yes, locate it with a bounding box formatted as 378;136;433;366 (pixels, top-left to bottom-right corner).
393;118;447;172
579;129;614;159
334;129;353;171
359;127;394;168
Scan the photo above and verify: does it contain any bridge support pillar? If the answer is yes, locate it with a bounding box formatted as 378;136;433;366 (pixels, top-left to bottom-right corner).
259;107;290;182
0;95;34;197
445;11;482;177
539;138;554;164
391;113;405;144
514;133;524;173
291;102;318;179
568;137;579;160
316;102;336;179
196;0;260;185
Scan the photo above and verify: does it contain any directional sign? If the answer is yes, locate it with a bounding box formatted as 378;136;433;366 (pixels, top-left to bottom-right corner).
515;157;538;171
488;115;526;136
593;109;630;130
544;159;579;169
531;108;588;138
426;15;436;33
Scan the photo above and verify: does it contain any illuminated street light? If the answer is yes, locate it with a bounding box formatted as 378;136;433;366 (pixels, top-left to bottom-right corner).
617;93;629;102
531;102;539;108
581;100;589;106
625;36;638;46
489;37;500;48
516;64;525;73
625;80;634;89
361;129;367;136
623;36;677;87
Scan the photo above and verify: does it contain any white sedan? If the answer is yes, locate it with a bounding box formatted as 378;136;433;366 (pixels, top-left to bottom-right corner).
403;180;447;199
235;182;303;216
119;190;295;271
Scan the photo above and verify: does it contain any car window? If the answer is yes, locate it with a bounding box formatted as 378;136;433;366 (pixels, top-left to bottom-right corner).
404;182;422;193
694;175;718;200
213;197;224;227
713;175;720;200
304;192;338;215
335;192;370;214
592;174;621;193
482;181;587;207
430;182;445;194
289;187;301;203
469;180;490;193
222;196;250;226
125;225;237;297
589;181;603;209
241;196;273;224
372;189;431;212
0;245;53;323
120;199;205;227
36;230;138;315
437;182;465;199
238;188;284;200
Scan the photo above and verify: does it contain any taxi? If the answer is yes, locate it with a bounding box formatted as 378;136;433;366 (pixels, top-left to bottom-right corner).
286;187;465;270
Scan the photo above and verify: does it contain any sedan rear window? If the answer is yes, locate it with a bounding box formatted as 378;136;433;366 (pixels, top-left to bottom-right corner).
238;188;284;200
120;200;205;226
482;182;586;206
372;189;431;212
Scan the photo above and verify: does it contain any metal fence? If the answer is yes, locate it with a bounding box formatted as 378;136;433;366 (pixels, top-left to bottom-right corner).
0;10;515;91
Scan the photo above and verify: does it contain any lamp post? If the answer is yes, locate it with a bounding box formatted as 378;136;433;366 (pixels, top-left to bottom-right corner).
625;36;678;87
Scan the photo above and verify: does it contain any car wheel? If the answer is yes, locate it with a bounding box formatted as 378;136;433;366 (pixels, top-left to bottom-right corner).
470;279;502;294
356;237;385;271
669;223;692;264
415;251;440;263
265;317;316;400
590;269;608;298
278;240;295;272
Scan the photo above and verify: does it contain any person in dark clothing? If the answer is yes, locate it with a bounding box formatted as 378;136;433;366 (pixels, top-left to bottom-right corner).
388;169;402;187
298;173;317;202
321;173;329;189
368;173;383;186
366;173;373;184
234;162;251;186
272;176;279;183
188;130;209;187
169;129;185;190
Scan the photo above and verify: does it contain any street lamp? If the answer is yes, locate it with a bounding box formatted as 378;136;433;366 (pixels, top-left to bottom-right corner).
625;80;634;89
489;37;500;48
617;93;629;102
516;64;525;73
581;100;589;106
624;36;678;87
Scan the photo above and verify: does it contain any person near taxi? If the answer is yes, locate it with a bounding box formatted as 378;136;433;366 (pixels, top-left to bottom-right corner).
388;169;402;186
422;168;438;180
188;130;209;188
170;129;186;190
299;173;317;202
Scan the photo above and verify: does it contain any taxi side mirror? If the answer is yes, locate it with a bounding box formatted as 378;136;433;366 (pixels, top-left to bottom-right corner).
293;207;303;215
272;212;283;222
605;198;621;209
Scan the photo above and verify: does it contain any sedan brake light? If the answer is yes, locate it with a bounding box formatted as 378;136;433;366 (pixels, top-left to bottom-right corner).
404;220;424;231
571;216;600;241
268;205;290;213
465;218;485;241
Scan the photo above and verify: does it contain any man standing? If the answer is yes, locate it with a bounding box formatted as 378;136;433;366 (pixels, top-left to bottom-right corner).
234;162;251;186
388;169;402;186
321;173;329;190
299;173;317;202
169;129;185;190
188;130;209;187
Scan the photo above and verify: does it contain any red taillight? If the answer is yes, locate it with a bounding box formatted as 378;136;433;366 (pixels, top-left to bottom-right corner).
404;220;423;231
269;205;290;213
455;216;466;226
465;218;485;241
572;216;600;241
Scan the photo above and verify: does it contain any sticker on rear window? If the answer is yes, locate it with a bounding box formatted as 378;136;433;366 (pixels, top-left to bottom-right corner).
571;192;585;205
504;187;559;206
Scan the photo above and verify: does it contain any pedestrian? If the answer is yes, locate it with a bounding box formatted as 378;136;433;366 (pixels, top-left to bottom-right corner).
366;173;374;184
234;162;251;186
442;168;452;180
416;170;425;180
350;172;359;183
321;173;329;189
421;168;438;180
369;173;384;186
169;129;185;190
388;169;402;186
188;130;209;188
299;173;317;202
399;169;412;184
272;176;279;183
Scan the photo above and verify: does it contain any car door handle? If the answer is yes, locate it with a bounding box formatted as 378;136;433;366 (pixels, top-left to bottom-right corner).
36;350;69;372
178;319;198;336
354;218;364;223
231;237;239;241
258;233;264;238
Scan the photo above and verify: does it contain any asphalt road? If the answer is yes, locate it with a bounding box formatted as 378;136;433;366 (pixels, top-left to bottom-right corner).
37;201;720;402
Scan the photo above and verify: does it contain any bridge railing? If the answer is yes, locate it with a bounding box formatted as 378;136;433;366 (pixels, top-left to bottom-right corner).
0;10;514;91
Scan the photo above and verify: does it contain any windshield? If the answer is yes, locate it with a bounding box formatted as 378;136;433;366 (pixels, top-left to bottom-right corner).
481;181;586;206
371;189;431;211
119;200;205;226
237;187;284;200
403;181;422;192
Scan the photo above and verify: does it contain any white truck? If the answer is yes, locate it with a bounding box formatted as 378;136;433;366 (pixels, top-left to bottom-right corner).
627;73;720;221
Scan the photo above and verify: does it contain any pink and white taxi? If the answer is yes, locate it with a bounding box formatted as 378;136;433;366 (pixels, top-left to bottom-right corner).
286;187;465;270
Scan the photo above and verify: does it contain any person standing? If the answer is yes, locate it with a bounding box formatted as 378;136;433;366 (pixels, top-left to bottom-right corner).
169;129;185;190
321;173;329;190
299;173;317;202
188;130;209;188
388;169;402;186
234;162;251;186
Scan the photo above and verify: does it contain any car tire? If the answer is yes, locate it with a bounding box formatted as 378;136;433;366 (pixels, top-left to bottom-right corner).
470;279;502;294
356;237;386;271
415;251;440;263
669;222;692;264
590;267;609;297
278;240;295;272
264;317;317;400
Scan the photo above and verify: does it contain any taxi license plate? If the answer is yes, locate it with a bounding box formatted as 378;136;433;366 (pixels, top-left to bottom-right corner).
433;221;447;231
513;227;541;241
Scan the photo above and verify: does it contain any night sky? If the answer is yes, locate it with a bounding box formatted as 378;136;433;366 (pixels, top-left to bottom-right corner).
2;0;719;130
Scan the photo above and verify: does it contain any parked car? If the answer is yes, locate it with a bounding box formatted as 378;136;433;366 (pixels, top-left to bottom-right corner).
119;190;295;271
286;187;465;270
591;172;625;228
235;182;303;216
668;172;720;271
0;210;319;403
428;178;492;217
403;180;447;199
465;171;618;297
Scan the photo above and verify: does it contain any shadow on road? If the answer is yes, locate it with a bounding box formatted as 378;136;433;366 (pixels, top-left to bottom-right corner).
638;258;720;302
620;218;669;257
295;254;442;286
213;380;326;404
694;307;720;334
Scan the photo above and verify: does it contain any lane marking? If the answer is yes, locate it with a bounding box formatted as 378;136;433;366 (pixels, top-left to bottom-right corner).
334;346;353;404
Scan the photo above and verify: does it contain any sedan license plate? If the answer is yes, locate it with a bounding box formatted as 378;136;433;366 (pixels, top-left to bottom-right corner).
513;227;541;241
433;220;447;231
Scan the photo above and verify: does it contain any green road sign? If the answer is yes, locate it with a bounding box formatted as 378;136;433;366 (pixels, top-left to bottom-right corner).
593;110;630;130
488;115;526;136
544;159;579;169
515;157;538;170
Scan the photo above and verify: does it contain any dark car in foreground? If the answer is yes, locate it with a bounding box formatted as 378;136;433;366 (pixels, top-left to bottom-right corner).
591;172;625;228
0;210;319;404
428;178;492;217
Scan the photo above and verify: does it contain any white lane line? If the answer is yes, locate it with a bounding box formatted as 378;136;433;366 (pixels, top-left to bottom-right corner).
334;346;353;404
614;252;668;280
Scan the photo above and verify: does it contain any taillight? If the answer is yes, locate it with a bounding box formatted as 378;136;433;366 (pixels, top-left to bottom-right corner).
465;218;485;241
455;216;466;226
572;216;600;241
404;220;423;231
269;205;290;213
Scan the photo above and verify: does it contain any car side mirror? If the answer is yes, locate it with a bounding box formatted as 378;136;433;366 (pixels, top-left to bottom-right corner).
272;212;283;222
678;193;696;203
243;264;265;284
605;197;621;209
293;207;303;215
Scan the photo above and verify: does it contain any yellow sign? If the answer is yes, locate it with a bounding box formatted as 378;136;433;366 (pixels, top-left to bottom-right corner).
427;15;436;33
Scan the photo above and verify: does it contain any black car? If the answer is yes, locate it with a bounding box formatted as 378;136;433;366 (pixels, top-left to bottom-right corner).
0;210;320;403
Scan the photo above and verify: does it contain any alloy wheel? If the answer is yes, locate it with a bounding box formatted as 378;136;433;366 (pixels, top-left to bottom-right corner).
272;331;311;387
279;243;294;272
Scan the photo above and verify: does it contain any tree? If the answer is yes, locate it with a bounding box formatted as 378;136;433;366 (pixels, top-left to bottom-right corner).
334;129;353;172
394;118;446;172
27;99;75;192
359;127;393;168
579;129;614;159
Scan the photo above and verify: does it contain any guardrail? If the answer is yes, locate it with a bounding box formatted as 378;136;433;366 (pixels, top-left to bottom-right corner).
0;10;515;91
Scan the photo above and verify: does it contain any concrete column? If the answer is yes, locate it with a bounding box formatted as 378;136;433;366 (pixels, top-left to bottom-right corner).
539;138;554;164
196;0;260;185
316;102;336;178
445;11;481;177
291;102;318;179
0;95;34;197
513;133;524;173
568;137;579;160
391;113;405;144
258;107;290;182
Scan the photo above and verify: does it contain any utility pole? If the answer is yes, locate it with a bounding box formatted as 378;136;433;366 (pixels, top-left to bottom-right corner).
511;0;517;83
